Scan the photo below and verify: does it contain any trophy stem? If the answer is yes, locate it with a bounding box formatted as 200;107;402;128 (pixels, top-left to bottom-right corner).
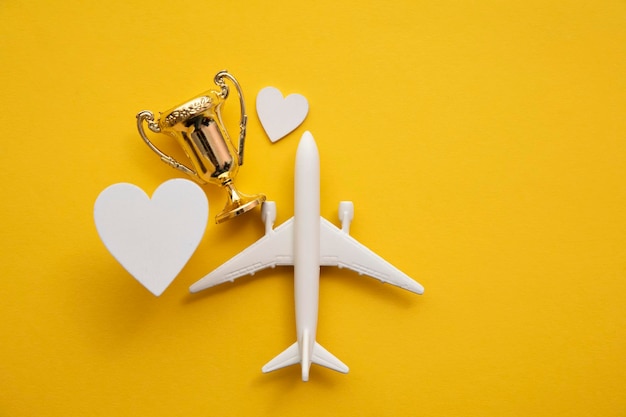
216;180;266;224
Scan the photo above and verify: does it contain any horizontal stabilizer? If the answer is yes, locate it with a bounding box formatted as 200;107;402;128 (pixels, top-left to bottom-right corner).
312;342;349;373
262;342;299;373
261;340;349;379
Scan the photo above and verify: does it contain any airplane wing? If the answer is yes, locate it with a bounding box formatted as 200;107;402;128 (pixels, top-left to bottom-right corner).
319;218;424;294
189;218;295;293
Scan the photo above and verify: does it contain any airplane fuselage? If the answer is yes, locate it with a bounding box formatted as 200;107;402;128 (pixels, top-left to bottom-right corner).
293;134;321;380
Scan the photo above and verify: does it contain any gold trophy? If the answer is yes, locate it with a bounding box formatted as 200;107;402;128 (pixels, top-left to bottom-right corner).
136;70;266;223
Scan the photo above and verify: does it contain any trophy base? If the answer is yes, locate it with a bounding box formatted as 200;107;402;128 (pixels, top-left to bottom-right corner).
215;193;266;224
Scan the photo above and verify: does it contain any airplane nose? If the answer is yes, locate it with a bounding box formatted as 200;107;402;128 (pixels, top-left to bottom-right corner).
296;131;318;160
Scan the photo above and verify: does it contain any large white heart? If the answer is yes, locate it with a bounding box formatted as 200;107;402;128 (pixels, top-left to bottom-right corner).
256;86;309;142
94;179;208;296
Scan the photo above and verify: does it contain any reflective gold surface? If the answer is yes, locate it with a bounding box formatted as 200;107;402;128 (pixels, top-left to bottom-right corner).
137;71;265;223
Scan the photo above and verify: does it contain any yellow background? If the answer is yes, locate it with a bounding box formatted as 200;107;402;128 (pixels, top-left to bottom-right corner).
1;1;625;415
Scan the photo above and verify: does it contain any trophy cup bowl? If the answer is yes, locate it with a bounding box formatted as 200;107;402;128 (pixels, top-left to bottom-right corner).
136;71;266;223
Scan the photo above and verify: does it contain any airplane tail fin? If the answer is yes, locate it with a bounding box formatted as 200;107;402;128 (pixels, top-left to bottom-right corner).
262;338;349;381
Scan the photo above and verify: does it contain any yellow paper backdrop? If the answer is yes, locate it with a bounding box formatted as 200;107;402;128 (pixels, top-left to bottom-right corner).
1;1;625;416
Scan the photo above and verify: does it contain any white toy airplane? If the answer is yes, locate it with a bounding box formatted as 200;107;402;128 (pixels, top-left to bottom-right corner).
190;131;424;381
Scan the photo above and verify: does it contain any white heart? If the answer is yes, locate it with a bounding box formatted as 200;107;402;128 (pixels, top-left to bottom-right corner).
94;179;208;296
256;86;309;142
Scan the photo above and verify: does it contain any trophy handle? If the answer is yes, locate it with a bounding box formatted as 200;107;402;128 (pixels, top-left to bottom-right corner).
214;70;247;166
136;110;206;184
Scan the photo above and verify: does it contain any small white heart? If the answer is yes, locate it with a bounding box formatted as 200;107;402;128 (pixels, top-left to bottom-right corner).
256;86;309;142
94;179;208;296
